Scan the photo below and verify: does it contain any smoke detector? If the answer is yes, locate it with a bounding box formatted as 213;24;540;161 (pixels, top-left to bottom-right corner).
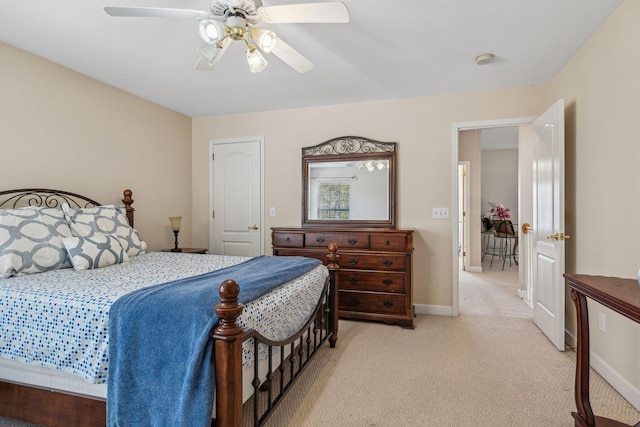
475;53;495;65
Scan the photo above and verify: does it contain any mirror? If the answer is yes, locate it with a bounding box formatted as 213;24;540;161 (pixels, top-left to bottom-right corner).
302;136;396;228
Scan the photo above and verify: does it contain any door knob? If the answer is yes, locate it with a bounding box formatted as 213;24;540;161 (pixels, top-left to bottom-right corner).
248;224;259;230
559;233;570;240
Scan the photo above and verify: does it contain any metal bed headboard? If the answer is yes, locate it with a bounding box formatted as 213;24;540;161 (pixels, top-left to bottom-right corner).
0;188;135;227
0;188;101;209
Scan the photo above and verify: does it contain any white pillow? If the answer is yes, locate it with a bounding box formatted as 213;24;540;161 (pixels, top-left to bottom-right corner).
63;234;129;271
61;203;147;258
0;207;72;278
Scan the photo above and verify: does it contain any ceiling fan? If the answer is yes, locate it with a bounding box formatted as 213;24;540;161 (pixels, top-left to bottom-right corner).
104;0;349;73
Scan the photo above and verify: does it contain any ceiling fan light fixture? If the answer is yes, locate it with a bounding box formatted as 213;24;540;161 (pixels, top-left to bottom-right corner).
197;43;222;66
251;28;277;53
246;45;268;73
199;19;224;44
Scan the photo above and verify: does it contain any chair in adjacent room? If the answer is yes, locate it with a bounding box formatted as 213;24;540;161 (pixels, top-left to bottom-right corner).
490;219;518;270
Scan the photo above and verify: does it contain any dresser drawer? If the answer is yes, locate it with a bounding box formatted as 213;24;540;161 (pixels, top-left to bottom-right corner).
305;232;369;249
272;232;303;247
273;248;327;263
340;270;405;292
339;290;406;315
341;253;406;272
370;234;408;251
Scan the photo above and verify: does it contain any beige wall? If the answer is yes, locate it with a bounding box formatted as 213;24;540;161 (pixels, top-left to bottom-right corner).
548;0;640;406
192;87;547;310
0;41;193;251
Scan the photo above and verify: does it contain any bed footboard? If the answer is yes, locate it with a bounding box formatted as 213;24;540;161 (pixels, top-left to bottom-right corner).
213;243;340;427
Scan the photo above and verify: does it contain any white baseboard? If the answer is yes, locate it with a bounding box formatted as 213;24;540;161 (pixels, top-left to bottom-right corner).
414;303;454;316
517;289;527;299
590;351;640;412
565;329;639;411
466;266;483;273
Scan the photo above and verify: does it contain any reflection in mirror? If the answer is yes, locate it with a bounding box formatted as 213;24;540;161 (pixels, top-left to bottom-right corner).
307;160;389;220
302;136;396;228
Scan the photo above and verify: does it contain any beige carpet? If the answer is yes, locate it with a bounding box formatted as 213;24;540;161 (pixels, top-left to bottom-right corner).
260;269;640;427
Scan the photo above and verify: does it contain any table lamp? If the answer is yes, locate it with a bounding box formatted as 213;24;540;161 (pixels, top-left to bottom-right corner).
169;216;182;252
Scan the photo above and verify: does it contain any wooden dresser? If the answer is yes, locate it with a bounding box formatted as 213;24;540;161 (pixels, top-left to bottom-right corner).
272;227;414;328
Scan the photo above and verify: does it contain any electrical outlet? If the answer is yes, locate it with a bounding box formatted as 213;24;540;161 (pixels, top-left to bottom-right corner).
269;207;276;218
432;207;449;219
598;312;606;333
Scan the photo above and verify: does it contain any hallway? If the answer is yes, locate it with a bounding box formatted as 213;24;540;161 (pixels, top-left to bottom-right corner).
459;258;530;318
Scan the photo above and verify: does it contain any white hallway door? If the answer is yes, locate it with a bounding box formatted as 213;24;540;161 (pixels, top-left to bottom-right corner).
210;139;263;256
532;99;567;351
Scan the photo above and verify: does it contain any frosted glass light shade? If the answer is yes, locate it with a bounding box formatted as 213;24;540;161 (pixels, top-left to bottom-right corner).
199;20;224;44
251;28;277;53
246;45;267;73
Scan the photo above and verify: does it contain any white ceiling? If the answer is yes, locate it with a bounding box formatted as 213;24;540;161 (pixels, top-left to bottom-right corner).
0;0;623;118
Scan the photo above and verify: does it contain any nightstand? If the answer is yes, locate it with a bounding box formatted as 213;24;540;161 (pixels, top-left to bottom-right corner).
160;248;208;254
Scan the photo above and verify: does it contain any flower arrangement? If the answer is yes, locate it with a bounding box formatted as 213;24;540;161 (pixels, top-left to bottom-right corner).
489;203;511;220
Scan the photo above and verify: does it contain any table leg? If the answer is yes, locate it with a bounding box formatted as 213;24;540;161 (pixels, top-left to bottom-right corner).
571;289;596;427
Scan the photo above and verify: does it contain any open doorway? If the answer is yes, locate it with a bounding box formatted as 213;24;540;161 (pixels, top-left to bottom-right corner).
451;117;536;317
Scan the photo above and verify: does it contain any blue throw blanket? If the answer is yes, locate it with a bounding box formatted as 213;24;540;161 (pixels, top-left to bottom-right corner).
107;255;321;427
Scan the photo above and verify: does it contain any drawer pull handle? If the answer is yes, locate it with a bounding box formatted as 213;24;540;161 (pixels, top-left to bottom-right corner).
349;258;359;265
382;260;393;266
348;238;358;245
348;298;359;306
382;279;393;286
385;240;391;246
286;237;291;242
348;276;359;284
383;300;394;308
316;237;325;244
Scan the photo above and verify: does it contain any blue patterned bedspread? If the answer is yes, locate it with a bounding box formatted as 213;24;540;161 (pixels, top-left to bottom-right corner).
0;252;328;384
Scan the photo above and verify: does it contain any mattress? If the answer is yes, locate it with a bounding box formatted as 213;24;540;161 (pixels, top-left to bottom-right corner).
0;252;328;399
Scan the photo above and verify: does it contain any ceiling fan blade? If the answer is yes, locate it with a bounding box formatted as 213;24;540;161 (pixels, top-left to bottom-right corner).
271;37;315;73
194;38;232;71
258;2;349;24
104;6;209;19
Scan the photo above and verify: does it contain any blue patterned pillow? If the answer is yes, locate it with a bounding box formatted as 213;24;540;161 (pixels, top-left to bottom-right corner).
61;203;147;258
0;207;72;278
63;234;129;271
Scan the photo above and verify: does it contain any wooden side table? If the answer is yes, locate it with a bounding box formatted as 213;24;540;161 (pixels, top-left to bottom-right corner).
160;248;208;254
565;273;640;427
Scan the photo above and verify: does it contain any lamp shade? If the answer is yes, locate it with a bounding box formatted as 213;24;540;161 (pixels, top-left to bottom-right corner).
169;216;182;232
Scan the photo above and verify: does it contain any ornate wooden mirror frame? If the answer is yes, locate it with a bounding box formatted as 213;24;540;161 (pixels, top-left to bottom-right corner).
302;136;396;229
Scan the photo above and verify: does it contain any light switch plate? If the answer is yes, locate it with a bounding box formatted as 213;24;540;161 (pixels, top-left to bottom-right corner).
433;207;449;219
269;207;276;218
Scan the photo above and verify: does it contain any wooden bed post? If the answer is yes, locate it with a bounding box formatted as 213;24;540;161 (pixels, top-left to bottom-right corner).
326;243;340;348
122;189;134;228
213;279;245;427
